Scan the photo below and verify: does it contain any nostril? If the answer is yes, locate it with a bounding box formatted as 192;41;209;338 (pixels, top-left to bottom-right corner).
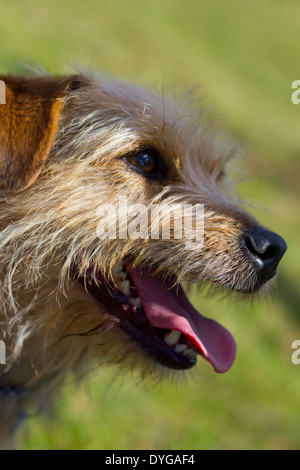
244;236;278;261
260;245;278;260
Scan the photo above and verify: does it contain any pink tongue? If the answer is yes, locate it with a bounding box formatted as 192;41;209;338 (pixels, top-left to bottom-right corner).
130;269;236;373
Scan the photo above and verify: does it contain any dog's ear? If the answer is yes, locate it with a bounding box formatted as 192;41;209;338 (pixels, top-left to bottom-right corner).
0;75;82;191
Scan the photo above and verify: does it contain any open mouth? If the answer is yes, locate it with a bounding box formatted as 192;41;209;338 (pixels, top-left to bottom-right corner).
76;262;236;373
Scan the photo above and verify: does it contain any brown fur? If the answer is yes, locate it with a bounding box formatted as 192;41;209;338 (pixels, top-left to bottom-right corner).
0;75;83;191
0;70;284;449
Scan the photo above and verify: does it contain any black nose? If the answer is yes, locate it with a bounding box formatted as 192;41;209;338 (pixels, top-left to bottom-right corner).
243;227;287;283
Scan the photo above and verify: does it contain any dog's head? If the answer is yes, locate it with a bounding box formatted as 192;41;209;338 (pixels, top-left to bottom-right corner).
0;72;287;379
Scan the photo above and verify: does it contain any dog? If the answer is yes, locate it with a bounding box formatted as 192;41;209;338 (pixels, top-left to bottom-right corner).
0;70;287;449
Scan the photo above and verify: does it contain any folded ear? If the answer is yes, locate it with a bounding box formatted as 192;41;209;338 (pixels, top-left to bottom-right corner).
0;74;81;191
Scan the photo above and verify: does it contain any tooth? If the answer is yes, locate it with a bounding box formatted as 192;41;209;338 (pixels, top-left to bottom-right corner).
112;263;127;290
164;330;181;346
112;261;123;276
175;343;187;354
182;347;197;358
123;280;131;296
117;272;127;280
114;272;127;286
130;297;142;308
113;270;126;280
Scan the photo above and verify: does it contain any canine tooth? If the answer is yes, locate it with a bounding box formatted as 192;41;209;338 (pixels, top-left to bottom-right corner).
113;269;126;280
123;280;131;296
164;330;181;346
112;261;123;276
117;272;127;280
115;272;127;285
175;343;187;354
130;297;142;308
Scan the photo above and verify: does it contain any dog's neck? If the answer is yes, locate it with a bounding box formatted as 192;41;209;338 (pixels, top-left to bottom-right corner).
0;384;41;446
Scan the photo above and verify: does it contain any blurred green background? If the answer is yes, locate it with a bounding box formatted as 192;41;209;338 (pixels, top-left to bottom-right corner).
2;0;300;450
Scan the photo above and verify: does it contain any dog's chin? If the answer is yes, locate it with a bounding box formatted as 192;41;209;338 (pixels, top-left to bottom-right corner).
233;270;278;295
75;262;237;374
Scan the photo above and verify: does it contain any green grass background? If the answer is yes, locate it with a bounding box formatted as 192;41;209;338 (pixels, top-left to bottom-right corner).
1;0;300;450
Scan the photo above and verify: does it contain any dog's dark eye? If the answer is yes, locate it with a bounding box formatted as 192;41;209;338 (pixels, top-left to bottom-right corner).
125;150;165;180
129;153;155;172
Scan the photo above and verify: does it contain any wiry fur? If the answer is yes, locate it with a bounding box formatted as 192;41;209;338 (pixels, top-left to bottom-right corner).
0;70;275;448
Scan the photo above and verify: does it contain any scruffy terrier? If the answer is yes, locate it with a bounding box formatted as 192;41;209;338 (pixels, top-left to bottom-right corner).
0;71;286;448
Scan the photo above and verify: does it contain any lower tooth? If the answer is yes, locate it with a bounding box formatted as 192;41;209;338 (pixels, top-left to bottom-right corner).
183;348;197;358
130;297;142;308
175;343;187;354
